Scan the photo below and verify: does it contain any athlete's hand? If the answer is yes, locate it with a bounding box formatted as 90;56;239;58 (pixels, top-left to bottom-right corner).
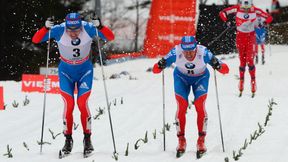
225;21;231;28
92;17;103;29
45;17;54;29
157;58;166;69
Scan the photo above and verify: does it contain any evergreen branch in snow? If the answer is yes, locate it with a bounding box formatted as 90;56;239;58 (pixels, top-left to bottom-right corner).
134;131;148;150
48;128;61;140
125;143;129;156
121;97;123;104
152;129;157;139
23;142;29;151
37;141;51;145
113;98;117;106
144;131;148;143
165;123;171;131
12;100;19;108
93;107;105;120
3;145;13;158
23;95;30;106
73;122;79;130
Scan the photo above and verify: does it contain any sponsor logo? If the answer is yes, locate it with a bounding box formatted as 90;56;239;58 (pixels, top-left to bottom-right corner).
71;38;81;46
66;20;80;25
185;63;196;69
22;74;60;94
244;14;250;19
158;34;182;43
159;15;194;23
79;82;89;90
196;84;206;92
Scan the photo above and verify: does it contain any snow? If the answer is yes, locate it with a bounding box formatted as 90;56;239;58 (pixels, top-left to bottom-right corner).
0;44;288;162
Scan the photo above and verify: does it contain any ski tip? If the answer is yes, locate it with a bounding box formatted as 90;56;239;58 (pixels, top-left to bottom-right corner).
58;150;63;159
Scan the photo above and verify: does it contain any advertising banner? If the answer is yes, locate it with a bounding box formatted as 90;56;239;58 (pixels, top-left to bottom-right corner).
143;0;197;57
22;74;60;94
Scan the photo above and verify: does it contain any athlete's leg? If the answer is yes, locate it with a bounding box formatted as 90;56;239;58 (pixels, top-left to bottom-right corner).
77;68;93;134
59;70;75;135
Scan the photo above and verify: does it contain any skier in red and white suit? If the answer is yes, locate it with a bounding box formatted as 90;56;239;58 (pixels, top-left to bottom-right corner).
219;0;272;95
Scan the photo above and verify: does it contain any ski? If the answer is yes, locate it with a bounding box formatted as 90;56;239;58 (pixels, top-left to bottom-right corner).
83;150;93;158
58;150;70;159
196;150;206;159
176;150;185;158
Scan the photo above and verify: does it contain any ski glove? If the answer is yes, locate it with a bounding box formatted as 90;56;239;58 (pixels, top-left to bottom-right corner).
157;58;166;69
225;21;231;28
45;17;54;29
92;17;103;30
210;56;221;70
152;58;166;74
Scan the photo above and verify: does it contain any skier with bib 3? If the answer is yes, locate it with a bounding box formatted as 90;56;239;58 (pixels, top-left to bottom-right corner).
32;13;114;155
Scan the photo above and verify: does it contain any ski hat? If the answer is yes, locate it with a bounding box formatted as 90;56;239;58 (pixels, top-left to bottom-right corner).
240;0;252;9
65;13;82;30
180;36;197;51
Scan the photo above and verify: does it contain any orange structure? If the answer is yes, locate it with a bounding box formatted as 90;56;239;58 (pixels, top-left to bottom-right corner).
0;86;4;110
143;0;197;58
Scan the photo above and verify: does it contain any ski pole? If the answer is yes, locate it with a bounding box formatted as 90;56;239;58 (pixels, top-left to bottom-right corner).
213;70;225;152
162;70;166;151
207;26;235;47
267;25;272;56
40;0;53;154
95;27;118;156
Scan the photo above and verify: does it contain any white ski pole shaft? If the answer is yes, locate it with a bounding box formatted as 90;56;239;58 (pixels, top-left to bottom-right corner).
95;29;117;155
40;29;51;154
213;70;225;152
162;70;166;151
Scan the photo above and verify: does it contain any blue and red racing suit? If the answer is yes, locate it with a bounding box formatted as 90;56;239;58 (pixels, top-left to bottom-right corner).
32;21;114;135
153;44;229;138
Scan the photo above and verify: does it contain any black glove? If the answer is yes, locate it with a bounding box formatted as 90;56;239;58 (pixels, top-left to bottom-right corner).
45;17;54;29
92;16;103;30
210;56;221;70
225;21;231;28
158;58;166;69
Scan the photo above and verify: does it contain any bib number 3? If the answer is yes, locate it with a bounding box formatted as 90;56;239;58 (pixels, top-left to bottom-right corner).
73;48;80;57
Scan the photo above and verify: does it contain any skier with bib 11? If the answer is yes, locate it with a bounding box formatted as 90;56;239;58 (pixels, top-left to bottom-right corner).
219;0;272;97
32;13;114;155
152;36;229;158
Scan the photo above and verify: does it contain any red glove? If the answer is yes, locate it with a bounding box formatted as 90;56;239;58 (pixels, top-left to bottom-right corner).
217;63;229;74
152;63;162;74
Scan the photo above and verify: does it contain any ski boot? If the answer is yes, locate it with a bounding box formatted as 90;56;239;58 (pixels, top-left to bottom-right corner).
238;78;244;97
62;134;73;154
251;79;257;98
196;135;207;159
261;55;265;65
176;136;186;158
255;55;258;64
83;133;94;157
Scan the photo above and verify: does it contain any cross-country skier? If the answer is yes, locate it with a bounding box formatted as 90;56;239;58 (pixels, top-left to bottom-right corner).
32;13;114;155
219;0;273;97
152;36;229;158
255;16;267;65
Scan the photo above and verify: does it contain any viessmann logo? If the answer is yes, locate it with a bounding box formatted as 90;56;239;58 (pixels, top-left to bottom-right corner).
159;15;194;23
158;34;182;43
22;74;60;94
23;80;59;91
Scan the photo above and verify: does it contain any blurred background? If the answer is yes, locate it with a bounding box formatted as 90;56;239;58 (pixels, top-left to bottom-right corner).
0;0;287;81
